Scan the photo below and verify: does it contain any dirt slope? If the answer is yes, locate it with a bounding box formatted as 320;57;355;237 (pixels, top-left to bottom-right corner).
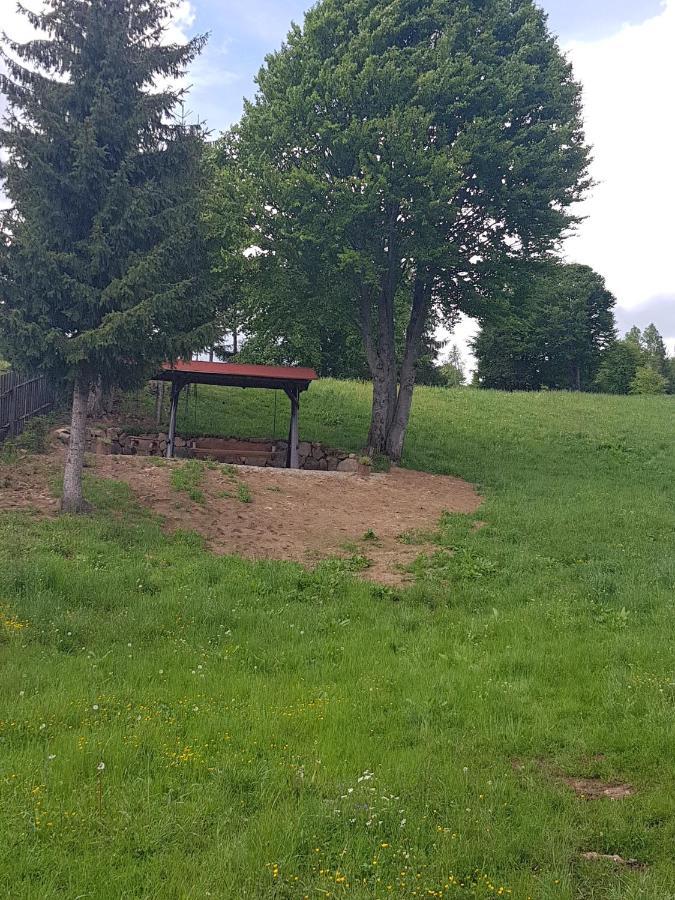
1;448;482;585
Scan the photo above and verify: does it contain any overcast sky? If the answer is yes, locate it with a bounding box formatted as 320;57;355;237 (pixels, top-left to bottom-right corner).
2;0;674;363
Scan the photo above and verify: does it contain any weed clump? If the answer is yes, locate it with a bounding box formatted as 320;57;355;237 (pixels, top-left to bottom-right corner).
170;460;206;504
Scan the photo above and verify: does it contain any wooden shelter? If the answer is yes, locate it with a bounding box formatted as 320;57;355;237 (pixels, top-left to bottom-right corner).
156;361;318;467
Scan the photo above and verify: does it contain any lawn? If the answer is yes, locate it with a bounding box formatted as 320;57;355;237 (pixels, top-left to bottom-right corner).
1;384;674;899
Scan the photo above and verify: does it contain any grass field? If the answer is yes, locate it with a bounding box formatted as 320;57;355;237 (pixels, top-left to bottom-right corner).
1;383;674;898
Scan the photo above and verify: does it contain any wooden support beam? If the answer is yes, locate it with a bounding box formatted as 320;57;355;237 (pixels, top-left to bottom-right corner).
166;379;182;459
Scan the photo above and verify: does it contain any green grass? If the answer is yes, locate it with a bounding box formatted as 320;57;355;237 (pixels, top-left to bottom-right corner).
170;459;207;504
237;481;253;504
1;384;674;898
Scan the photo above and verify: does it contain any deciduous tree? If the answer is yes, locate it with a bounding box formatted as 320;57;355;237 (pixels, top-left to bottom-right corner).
594;340;642;395
474;262;615;391
630;366;667;395
232;0;590;458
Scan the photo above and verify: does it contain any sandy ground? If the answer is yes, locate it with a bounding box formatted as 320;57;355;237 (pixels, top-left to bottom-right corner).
0;446;482;585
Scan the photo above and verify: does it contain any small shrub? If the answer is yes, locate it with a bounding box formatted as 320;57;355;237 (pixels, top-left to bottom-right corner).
370;452;391;473
342;553;372;572
16;416;50;453
0;440;19;464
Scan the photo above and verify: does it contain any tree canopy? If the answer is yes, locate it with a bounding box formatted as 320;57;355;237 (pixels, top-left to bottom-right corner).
474;261;616;391
224;0;590;457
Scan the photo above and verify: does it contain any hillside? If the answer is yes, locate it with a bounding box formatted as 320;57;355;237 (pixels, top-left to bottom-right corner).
1;384;673;898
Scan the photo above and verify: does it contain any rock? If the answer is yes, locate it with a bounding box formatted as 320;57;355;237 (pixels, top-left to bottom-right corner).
326;457;339;471
54;428;70;444
319;459;328;470
580;852;644;869
337;458;359;473
298;441;312;457
303;457;320;470
95;438;112;456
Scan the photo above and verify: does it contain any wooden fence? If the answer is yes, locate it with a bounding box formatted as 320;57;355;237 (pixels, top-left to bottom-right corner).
0;370;58;442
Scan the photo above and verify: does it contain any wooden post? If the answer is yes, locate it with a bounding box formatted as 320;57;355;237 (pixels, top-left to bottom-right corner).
285;387;299;469
166;379;182;459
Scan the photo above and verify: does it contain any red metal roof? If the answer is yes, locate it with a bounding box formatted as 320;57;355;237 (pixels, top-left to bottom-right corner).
159;360;318;386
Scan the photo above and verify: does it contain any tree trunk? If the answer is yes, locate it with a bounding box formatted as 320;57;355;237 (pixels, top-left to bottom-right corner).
356;210;432;461
362;211;400;455
385;277;431;461
87;379;103;418
155;381;165;426
61;376;91;514
386;376;414;461
367;359;397;454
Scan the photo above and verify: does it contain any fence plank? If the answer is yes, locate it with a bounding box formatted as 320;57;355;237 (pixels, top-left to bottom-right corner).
0;370;58;442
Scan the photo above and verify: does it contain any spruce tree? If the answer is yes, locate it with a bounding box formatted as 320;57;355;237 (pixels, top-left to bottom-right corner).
641;323;669;379
0;0;213;511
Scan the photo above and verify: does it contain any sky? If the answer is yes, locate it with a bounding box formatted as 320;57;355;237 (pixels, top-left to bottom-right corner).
2;0;674;365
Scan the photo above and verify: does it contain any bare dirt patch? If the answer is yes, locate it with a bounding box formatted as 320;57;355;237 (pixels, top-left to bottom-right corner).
94;455;481;584
562;777;634;800
0;451;62;516
0;448;482;585
512;758;635;801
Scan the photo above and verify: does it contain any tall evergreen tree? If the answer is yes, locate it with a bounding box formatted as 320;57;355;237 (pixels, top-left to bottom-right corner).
0;0;213;511
231;0;590;459
641;323;669;379
439;345;466;388
596;324;672;395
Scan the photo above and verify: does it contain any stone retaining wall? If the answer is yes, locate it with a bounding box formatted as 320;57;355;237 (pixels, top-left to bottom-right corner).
55;426;362;472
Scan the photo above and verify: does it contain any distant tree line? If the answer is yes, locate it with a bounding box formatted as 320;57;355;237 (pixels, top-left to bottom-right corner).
469;261;673;395
594;325;674;395
472;273;673;395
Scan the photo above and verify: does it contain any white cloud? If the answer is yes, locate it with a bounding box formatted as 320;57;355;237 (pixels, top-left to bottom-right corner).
456;2;675;366
164;0;197;44
564;0;675;346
